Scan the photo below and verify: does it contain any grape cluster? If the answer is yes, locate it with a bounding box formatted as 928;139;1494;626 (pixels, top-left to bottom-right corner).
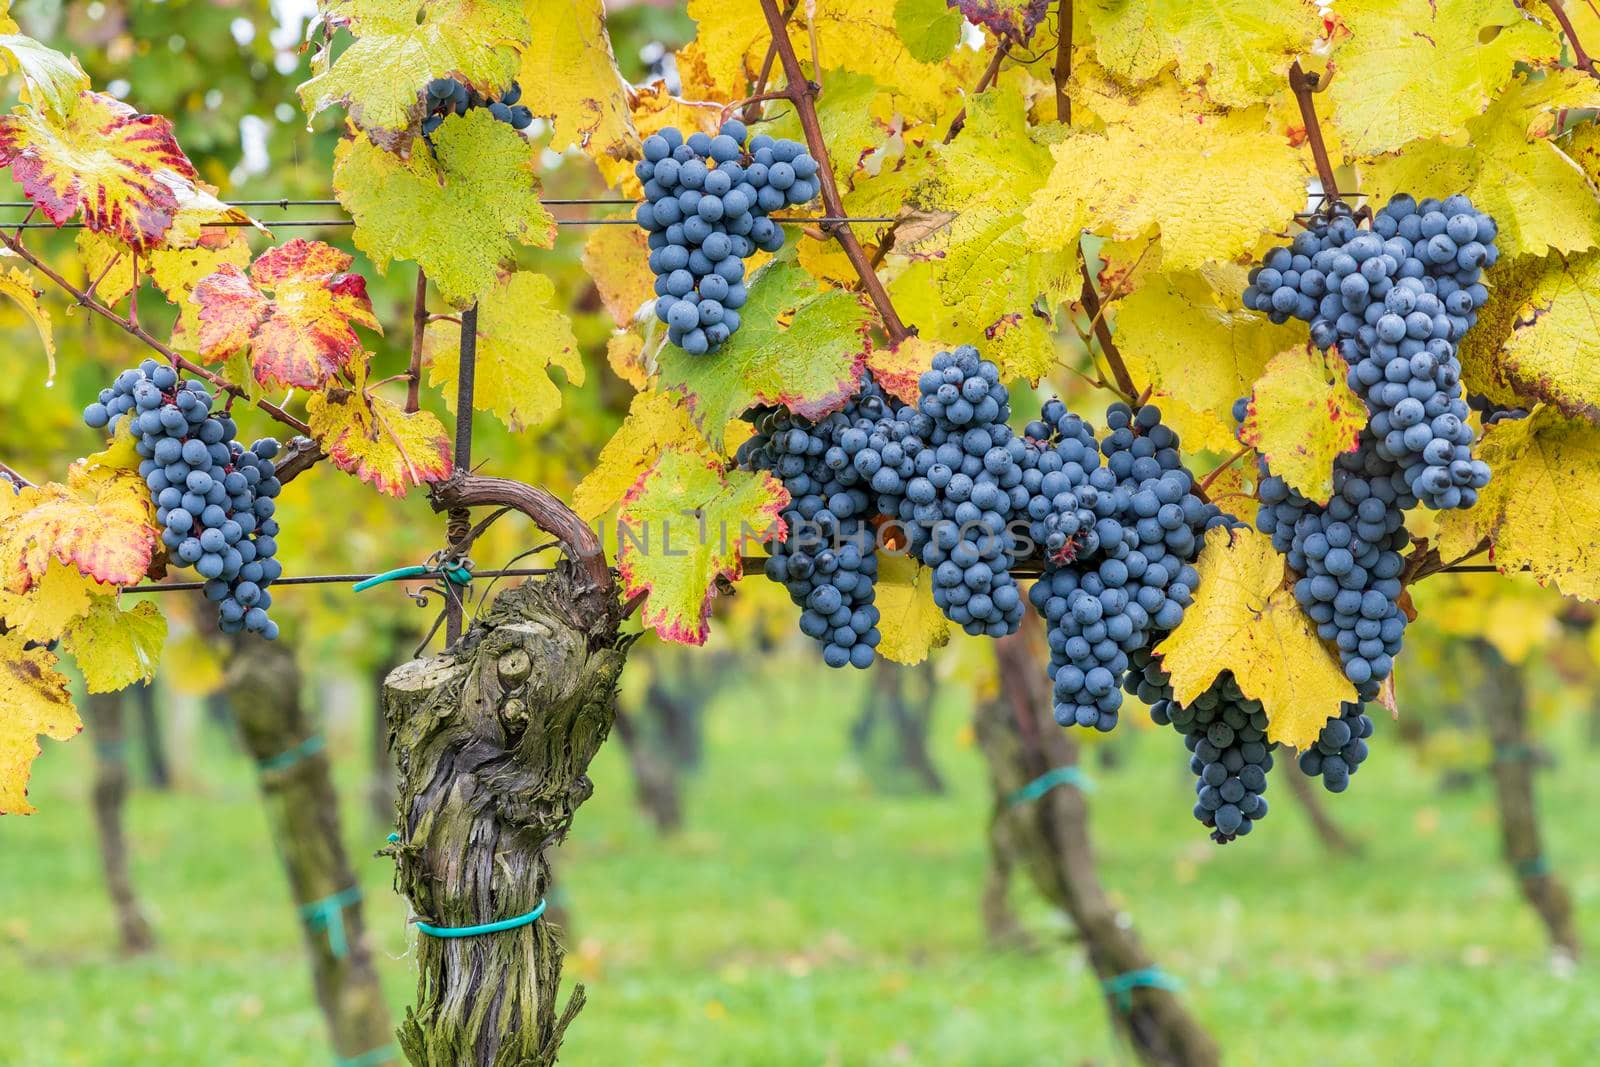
635;120;822;355
1028;403;1230;731
1297;702;1374;793
1019;400;1101;565
422;78;531;137
1130;652;1275;843
84;362;283;640
737;383;889;668
1242;195;1497;510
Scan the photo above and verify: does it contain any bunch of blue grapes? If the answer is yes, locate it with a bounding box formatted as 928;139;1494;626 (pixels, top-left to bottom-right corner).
1028;403;1230;731
421;78;532;137
894;346;1028;638
1297;702;1374;793
635;119;822;354
737;384;889;668
84;362;283;640
1241;194;1496;509
1018;399;1103;565
1128;651;1276;843
1245;402;1409;697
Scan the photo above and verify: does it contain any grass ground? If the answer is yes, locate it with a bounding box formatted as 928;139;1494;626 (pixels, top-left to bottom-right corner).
2;660;1597;1066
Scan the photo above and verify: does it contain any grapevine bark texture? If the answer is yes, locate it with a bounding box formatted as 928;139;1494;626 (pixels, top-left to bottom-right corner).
980;627;1220;1067
226;640;396;1063
1475;640;1580;960
83;692;155;955
382;563;627;1067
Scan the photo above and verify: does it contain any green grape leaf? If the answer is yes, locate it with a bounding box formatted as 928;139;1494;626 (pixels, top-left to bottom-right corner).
333;108;555;308
616;449;788;645
893;0;963;62
0;33;89;119
63;595;165;694
658;251;873;447
299;0;526;142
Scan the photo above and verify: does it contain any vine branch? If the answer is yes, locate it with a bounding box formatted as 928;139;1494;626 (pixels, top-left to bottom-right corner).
1289;61;1340;204
1545;0;1600;77
0;458;34;488
757;0;913;343
742;0;801;123
1054;0;1073;124
1077;258;1138;401
407;266;427;414
945;38;1012;143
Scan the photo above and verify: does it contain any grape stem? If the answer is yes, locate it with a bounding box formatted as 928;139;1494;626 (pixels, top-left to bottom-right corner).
944;39;1012;144
0;458;35;488
757;0;913;343
1053;0;1073;124
0;229;315;439
1288;61;1340;204
741;0;801;124
1544;0;1600;77
1076;258;1139;401
1197;446;1251;495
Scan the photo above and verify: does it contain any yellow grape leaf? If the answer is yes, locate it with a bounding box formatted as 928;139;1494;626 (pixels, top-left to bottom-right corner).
518;0;638;182
905;90;1076;334
616;449;788;645
299;0;526;141
607;329;649;390
1325;0;1561;156
582;223;655;328
888;261;1060;385
1025;70;1307;271
627;79;724;143
873;551;949;665
306;367;454;496
1412;571;1560;666
194;239;380;389
0;561;97;642
0;90;199;250
0;259;53;380
1361;71;1600;260
1435;407;1600;600
76;230;136;304
1114;269;1304;449
1456;250;1600;420
425;271;582;431
333;109;555;308
0;459;155;592
1239;347;1365;504
574;389;717;521
0;33;88;118
63;595;165;693
0;631;77;815
1083;0;1321;107
1153;528;1356;748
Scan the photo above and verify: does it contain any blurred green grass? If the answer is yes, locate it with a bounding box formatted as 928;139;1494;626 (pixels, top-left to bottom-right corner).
2;662;1597;1066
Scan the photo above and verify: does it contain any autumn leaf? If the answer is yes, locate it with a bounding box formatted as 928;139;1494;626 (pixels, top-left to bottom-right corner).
1026;68;1308;272
583;224;655;328
873;551;949;665
659;251;873;446
194;239;380;389
1324;0;1560;156
299;0;526;141
1153;528;1357;749
574;389;719;521
1435;407;1600;601
333;109;555;307
306;369;454;496
63;595;166;693
0;258;53;380
868;335;941;407
616;449;788;645
0;32;89;119
518;0;639;185
0;631;78;815
0;560;98;642
0;90;198;250
425;271;582;432
607;329;650;390
0;457;155;593
1239;347;1365;505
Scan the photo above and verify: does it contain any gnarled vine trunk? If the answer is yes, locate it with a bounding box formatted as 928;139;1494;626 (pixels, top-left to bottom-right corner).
1475;640;1580;960
979;625;1219;1067
83;691;155;954
226;640;395;1065
382;566;626;1067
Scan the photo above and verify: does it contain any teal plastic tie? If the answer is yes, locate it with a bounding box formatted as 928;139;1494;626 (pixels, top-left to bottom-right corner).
1492;743;1538;766
1515;855;1551;878
258;734;325;772
335;1047;396;1067
1102;967;1184;1012
386;832;400;844
301;886;363;958
414;899;547;939
1008;765;1093;807
353;562;471;592
93;738;127;760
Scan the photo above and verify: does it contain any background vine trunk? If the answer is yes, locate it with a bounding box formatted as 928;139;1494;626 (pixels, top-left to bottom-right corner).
83;691;155;954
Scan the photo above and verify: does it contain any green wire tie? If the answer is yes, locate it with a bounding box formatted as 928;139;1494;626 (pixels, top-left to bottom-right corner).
1008;765;1094;807
93;739;127;760
1492;743;1538;766
352;562;472;593
1515;855;1551;878
414;899;547;939
301;886;363;959
258;734;325;772
335;1046;397;1067
1102;967;1184;1012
